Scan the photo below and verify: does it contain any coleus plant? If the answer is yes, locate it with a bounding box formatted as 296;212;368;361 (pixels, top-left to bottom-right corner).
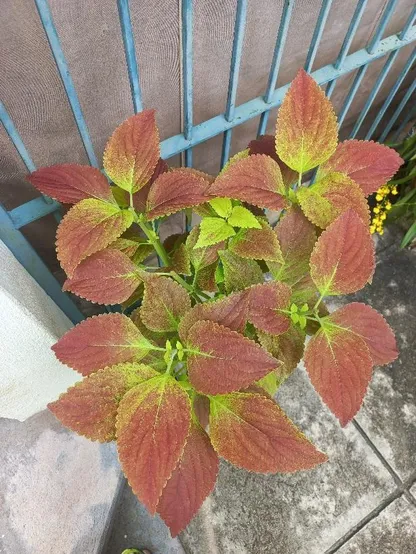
28;69;402;537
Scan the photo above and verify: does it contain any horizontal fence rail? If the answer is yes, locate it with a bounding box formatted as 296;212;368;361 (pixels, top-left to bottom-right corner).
1;0;416;322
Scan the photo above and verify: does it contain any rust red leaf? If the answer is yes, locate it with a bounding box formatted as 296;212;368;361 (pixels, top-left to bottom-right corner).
178;290;249;343
310;209;375;296
329;302;398;366
116;375;191;513
103;110;160;193
48;363;158;441
304;322;374;426
247;281;291;335
27;164;115;204
275;68;338;173
209;392;328;472
318;139;403;196
187;321;278;394
157;419;219;536
56;198;133;276
52;313;153;376
248;134;298;186
146;168;212;220
63;249;142;305
140;276;191;332
229;220;284;262
209;154;288;211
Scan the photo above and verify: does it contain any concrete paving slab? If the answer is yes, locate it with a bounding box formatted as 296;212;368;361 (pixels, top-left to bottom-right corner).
179;366;396;554
104;481;185;554
336;495;416;554
327;226;416;481
0;410;122;554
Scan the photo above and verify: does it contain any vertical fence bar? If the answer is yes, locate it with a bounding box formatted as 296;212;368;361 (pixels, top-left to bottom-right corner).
181;0;193;169
350;49;399;137
220;0;248;168
338;65;368;127
257;0;295;136
340;4;403;132
338;0;400;130
0;205;84;323
0;102;35;173
391;104;416;143
117;0;143;113
379;83;416;142
326;0;368;99
34;0;98;167
304;0;333;73
366;47;416;139
367;0;399;54
399;5;416;41
1;102;61;222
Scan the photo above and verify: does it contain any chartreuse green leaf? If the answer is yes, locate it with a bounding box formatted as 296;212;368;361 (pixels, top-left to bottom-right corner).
156;418;219;536
275;69;338;173
116;374;191;514
56;199;134;277
256;371;280;396
186;225;224;270
209;197;233;218
227;205;261;229
195;217;236;248
52;313;156;376
310;209;375;296
296;172;369;229
48;363;158;442
209;392;327;472
103;110;160;193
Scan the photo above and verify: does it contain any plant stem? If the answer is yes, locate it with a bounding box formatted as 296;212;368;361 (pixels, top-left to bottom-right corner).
313;293;324;312
136;218;171;266
165;350;177;375
170;271;211;301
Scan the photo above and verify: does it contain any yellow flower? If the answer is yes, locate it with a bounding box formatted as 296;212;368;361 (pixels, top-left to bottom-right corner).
370;225;376;234
378;229;384;235
373;206;380;214
385;201;392;210
380;213;387;220
376;194;383;201
391;186;398;195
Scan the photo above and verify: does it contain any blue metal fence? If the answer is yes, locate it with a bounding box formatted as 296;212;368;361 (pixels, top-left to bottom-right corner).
1;0;415;324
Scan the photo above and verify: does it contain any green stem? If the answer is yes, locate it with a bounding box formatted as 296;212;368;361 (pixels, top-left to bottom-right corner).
137;219;171;266
167;271;210;301
165;350;177;375
313;293;325;312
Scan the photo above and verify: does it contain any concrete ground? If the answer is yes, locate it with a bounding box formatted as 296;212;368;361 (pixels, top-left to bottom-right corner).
1;225;415;554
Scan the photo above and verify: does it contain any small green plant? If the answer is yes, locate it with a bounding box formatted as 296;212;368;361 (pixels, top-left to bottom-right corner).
371;131;416;247
29;69;401;537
